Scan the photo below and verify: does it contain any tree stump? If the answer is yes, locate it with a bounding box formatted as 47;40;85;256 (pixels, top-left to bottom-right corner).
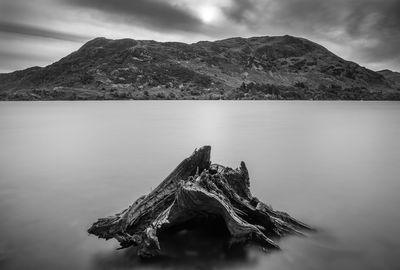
88;146;312;258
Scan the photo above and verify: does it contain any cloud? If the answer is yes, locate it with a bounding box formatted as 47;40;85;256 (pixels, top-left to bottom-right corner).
0;50;50;73
0;21;90;42
66;0;204;33
222;0;256;23
221;0;400;70
0;0;399;72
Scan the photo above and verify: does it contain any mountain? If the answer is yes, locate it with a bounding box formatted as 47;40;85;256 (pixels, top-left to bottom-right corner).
378;69;400;89
1;35;399;100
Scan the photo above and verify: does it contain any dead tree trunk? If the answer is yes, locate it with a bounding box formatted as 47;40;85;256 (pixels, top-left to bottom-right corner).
88;146;312;258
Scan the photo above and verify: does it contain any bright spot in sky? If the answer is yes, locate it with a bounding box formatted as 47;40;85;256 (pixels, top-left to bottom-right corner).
198;5;221;23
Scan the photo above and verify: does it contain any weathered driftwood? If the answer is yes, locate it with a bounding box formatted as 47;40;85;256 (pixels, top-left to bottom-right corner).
88;146;312;258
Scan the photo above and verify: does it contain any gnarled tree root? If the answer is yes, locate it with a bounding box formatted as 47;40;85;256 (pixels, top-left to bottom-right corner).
88;146;312;258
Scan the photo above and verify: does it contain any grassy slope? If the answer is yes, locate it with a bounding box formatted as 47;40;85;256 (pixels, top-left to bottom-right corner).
0;35;399;100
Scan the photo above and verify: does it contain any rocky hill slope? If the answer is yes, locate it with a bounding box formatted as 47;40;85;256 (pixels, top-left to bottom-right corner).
378;70;400;89
1;35;399;100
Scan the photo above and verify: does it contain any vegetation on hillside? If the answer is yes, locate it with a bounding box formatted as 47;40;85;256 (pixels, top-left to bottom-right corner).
1;35;399;100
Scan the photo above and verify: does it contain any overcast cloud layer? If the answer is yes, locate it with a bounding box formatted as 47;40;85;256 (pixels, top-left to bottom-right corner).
0;0;399;73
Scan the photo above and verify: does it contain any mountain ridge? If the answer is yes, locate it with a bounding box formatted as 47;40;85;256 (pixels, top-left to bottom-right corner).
1;35;399;100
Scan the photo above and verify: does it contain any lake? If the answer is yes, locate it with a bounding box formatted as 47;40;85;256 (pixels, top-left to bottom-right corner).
1;101;400;270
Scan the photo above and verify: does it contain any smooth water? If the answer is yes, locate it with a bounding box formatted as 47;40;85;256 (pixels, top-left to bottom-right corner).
1;101;400;270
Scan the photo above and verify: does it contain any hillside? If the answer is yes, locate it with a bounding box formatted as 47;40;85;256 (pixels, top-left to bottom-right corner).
378;70;400;89
1;35;399;100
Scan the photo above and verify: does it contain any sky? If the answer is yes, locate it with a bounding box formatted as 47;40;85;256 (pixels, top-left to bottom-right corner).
0;0;399;73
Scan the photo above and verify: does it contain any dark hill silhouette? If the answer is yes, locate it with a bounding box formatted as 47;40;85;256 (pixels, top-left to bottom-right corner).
1;35;399;100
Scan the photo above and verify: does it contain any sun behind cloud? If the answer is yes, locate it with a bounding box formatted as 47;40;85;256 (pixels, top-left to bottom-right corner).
198;5;222;24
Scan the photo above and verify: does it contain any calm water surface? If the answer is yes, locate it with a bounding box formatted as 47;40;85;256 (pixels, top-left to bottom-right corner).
1;101;400;270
